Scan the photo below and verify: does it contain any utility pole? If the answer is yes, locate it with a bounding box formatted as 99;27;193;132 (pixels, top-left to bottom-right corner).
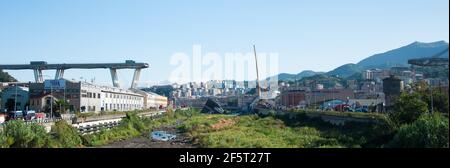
64;84;66;115
430;84;434;114
14;84;17;112
50;84;53;120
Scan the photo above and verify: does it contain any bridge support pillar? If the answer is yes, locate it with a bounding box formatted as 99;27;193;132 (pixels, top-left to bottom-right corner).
110;68;120;88
33;69;44;83
54;69;65;80
131;68;141;89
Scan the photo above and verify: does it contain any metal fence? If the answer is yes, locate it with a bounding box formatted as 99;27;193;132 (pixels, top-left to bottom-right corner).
0;111;166;134
76;120;122;134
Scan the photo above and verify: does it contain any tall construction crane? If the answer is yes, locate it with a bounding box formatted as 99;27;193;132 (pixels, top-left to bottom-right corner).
249;45;275;112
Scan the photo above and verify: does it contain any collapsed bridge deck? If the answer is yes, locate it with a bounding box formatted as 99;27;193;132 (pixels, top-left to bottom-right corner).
0;60;149;89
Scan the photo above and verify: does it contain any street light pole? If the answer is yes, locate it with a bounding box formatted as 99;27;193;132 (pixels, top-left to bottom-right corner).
64;85;66;116
50;84;53;120
430;85;434;114
14;84;17;112
43;75;54;120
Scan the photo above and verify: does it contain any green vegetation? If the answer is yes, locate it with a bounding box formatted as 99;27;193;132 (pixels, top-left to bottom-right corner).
299;74;344;89
389;92;429;125
0;120;52;148
289;109;387;121
0;120;84;148
50;121;83;148
0;109;200;148
1;102;447;148
179;113;392;148
326;63;362;78
81;114;144;146
81;109;200;146
383;85;449;148
412;82;449;114
0;70;17;82
388;113;449;148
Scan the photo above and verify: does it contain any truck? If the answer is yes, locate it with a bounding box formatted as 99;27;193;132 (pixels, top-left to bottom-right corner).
8;111;24;120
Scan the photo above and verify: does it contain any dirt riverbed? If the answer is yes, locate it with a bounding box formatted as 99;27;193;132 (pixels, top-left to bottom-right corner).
99;120;198;148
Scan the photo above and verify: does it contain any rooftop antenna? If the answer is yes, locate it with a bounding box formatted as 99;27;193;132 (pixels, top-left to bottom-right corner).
253;45;261;98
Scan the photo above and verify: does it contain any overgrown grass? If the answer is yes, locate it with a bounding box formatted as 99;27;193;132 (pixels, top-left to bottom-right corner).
1;107;445;148
0;109;197;148
179;112;393;148
289;109;387;120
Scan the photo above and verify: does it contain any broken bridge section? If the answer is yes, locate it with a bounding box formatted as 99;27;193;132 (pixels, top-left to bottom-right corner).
0;60;149;89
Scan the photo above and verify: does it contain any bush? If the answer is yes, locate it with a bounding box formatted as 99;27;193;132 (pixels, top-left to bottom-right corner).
2;120;51;148
51;121;83;148
122;112;148;132
0;132;10;148
389;113;449;148
82;112;150;147
390;93;429;125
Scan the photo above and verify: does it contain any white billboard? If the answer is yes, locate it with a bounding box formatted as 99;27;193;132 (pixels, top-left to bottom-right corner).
44;80;66;90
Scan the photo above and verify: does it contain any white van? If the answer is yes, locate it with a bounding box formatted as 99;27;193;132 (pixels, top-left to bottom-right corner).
24;110;36;120
13;111;23;119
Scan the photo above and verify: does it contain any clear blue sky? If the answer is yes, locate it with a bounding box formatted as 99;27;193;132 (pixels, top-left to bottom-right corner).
1;0;448;87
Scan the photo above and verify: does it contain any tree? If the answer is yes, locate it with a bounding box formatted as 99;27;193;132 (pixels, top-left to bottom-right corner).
412;82;449;114
390;92;428;125
51;120;82;148
0;70;17;82
2;120;51;148
54;99;70;114
389;113;449;148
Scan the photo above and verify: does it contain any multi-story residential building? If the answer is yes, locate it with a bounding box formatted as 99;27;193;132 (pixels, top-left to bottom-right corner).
136;90;168;109
363;69;391;83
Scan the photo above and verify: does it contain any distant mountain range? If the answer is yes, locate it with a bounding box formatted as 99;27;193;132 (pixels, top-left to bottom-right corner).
326;63;362;78
357;41;449;69
272;41;449;81
270;70;324;81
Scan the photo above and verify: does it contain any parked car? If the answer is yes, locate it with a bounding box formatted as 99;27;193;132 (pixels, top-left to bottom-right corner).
35;113;46;120
24;110;36;120
9;111;24;119
355;106;369;112
334;104;352;112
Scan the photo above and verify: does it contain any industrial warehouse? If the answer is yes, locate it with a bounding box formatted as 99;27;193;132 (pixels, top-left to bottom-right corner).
0;61;168;116
1;79;168;114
